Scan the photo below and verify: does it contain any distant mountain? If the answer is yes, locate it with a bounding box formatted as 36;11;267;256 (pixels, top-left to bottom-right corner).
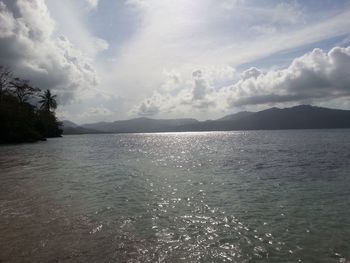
81;117;199;133
177;105;350;131
62;120;79;128
62;105;350;135
218;111;253;121
62;120;98;135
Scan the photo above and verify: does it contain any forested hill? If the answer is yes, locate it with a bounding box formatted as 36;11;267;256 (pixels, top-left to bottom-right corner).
0;66;62;144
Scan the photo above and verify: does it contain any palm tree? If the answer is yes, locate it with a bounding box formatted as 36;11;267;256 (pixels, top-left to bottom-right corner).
39;89;57;112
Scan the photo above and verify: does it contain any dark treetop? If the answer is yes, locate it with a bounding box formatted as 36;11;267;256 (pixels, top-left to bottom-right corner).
0;66;62;144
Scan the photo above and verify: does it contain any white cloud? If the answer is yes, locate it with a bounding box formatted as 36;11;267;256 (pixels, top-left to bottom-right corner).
2;0;350;122
107;0;350;112
84;0;99;9
228;46;350;107
134;66;236;118
87;106;112;116
270;1;304;26
56;90;126;124
0;0;101;104
219;0;243;10
240;67;262;80
57;106;113;124
46;0;109;58
135;46;350;117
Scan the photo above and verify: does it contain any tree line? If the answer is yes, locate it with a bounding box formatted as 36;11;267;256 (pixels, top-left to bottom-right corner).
0;65;62;143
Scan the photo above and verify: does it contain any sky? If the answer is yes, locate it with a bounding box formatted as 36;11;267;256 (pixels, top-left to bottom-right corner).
1;0;350;124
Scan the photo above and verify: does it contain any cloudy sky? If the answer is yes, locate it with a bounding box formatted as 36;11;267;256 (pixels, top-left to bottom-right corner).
1;0;350;123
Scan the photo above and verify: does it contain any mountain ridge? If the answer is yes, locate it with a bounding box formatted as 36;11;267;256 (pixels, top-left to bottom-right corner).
62;105;350;134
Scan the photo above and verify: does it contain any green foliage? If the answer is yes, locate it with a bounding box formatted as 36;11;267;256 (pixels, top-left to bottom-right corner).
0;67;62;144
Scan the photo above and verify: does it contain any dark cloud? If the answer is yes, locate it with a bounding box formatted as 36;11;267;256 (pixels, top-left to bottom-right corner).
0;0;97;104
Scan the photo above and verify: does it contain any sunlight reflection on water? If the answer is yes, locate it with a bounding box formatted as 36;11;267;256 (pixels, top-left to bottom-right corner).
1;130;350;262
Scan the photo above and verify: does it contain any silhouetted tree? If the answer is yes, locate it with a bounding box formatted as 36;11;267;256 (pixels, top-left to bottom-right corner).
9;78;39;104
39;89;57;112
0;66;12;104
0;65;62;143
37;89;62;138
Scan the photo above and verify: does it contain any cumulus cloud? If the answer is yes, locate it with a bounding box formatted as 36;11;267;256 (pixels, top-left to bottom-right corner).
108;0;350;121
0;0;99;103
2;0;350;123
134;66;235;117
229;46;350;107
137;101;160;116
240;67;262;80
134;46;350;117
192;70;207;100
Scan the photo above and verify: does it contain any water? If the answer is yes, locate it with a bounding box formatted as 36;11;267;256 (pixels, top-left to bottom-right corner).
1;130;350;262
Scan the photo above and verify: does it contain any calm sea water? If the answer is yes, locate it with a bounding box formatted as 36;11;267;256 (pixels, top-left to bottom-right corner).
1;130;350;262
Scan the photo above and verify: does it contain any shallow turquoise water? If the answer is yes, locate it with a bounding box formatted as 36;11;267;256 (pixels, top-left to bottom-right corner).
1;130;350;262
